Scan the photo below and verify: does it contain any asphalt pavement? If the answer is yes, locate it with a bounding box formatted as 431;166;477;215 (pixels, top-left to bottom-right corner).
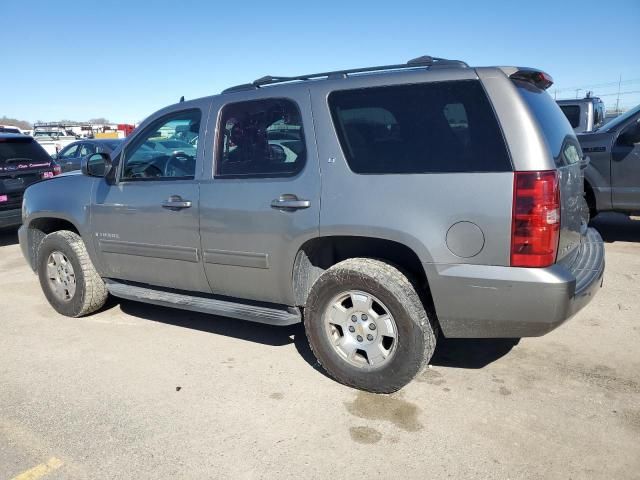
1;213;639;479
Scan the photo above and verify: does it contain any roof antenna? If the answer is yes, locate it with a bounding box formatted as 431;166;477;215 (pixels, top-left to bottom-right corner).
179;96;185;103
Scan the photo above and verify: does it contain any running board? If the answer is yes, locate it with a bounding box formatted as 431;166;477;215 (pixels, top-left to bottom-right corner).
104;280;301;326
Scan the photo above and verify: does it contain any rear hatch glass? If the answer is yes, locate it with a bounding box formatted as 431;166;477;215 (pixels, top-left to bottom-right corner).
515;80;586;265
0;137;53;172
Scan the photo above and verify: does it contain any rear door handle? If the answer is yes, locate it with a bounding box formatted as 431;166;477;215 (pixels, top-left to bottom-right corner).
162;195;192;210
271;194;311;211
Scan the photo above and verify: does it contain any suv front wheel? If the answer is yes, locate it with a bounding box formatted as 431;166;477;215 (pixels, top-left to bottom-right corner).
37;230;109;317
304;258;437;393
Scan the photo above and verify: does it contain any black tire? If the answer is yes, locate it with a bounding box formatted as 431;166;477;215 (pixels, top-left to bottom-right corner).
304;258;437;393
37;230;108;317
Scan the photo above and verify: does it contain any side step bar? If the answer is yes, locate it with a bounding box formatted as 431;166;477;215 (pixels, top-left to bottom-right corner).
105;279;301;326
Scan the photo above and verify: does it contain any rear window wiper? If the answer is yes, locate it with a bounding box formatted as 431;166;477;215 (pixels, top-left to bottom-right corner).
4;157;33;163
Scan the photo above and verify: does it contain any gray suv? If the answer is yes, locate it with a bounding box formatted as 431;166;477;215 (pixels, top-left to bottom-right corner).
19;56;605;392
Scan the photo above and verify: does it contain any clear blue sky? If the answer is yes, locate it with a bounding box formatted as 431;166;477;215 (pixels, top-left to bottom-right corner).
2;0;639;124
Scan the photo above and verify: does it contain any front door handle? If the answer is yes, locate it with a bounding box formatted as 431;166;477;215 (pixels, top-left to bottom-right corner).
271;194;311;211
162;195;192;210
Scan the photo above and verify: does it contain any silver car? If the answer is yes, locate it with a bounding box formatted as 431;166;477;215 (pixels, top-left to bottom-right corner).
19;55;605;392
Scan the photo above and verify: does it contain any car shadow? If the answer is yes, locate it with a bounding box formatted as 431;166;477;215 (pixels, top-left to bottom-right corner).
430;337;520;369
117;299;324;375
590;212;640;243
0;227;19;247
116;299;519;375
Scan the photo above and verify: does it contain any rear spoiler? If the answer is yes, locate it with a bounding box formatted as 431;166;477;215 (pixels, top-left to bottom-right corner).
499;67;554;90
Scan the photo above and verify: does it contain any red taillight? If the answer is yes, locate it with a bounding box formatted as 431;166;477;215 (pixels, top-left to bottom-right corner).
511;170;560;268
53;164;61;175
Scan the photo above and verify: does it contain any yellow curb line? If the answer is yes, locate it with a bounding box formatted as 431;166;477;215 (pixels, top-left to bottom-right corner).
10;457;63;480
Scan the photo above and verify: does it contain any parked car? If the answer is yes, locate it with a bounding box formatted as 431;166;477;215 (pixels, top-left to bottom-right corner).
0;133;60;228
0;125;24;135
557;96;606;133
32;129;77;156
19;56;605;392
54;139;124;173
579;103;640;217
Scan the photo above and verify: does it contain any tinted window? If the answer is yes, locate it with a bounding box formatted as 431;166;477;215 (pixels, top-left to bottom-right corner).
121;110;200;181
0;127;20;134
516;81;576;164
593;103;604;127
216;98;306;177
329;80;511;174
559;105;581;128
0;138;51;168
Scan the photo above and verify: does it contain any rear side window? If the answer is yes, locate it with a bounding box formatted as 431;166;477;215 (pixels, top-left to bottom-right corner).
559;105;581;128
216;98;306;178
516;81;578;165
0;137;51;169
328;80;511;174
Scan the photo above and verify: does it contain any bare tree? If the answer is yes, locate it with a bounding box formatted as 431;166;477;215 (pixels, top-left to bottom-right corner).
0;116;32;129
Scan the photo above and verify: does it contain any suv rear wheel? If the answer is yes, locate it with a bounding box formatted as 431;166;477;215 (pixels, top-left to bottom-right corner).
37;230;108;317
304;258;437;393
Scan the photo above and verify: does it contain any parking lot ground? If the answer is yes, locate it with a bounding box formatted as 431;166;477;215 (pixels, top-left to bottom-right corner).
1;213;639;480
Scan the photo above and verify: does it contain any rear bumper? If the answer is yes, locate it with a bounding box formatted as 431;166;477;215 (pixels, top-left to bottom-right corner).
428;228;605;338
0;208;22;228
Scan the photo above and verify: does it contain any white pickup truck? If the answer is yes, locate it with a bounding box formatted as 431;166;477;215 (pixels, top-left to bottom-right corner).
32;129;77;156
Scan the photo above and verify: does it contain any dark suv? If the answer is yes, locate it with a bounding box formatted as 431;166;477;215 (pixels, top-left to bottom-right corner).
19;56;605;392
0;134;60;228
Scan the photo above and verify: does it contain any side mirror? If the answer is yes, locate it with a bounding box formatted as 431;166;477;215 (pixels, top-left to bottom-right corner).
81;152;113;178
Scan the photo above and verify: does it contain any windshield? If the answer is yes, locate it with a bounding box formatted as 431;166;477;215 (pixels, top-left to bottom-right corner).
599;104;640;132
515;80;578;165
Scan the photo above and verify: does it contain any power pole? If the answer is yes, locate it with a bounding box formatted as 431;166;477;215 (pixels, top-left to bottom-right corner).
615;74;622;113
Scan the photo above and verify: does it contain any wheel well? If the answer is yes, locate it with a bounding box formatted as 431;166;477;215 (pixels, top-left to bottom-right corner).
584;180;596;211
292;236;431;307
24;218;80;270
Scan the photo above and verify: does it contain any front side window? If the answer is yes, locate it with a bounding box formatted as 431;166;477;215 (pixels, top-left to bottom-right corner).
58;144;79;159
121;110;200;181
329;80;511;174
216;98;306;177
79;143;96;156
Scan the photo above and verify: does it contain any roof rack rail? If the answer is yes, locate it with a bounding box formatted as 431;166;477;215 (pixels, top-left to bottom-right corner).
222;55;468;93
